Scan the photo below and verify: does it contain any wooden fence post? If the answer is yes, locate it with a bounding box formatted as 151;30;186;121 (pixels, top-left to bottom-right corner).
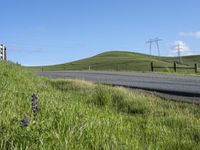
174;62;176;72
151;62;154;72
195;64;198;73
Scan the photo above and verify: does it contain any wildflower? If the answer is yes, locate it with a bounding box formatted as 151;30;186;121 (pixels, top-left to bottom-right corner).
21;116;29;127
32;93;38;116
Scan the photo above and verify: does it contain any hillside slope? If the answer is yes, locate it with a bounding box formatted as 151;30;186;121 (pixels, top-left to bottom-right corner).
29;51;180;71
160;55;200;66
28;51;199;72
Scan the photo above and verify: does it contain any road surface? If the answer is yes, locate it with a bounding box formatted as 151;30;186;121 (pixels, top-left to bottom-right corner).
38;71;200;103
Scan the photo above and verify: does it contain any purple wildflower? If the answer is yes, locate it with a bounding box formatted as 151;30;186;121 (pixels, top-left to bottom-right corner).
32;93;38;116
21;116;29;127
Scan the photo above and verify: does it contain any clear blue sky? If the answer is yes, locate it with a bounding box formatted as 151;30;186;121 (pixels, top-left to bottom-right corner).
0;0;200;66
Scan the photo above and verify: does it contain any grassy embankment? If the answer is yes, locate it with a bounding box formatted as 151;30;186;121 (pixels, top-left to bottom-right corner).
1;62;200;149
28;51;200;74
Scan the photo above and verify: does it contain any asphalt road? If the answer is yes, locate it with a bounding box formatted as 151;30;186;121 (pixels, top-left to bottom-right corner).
38;71;200;103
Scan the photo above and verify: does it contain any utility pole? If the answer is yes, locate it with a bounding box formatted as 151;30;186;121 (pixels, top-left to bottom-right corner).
176;43;182;63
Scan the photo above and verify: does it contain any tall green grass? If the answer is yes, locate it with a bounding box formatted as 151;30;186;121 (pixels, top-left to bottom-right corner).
1;62;200;149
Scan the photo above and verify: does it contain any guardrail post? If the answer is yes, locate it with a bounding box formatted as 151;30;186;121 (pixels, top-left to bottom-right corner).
151;62;154;72
174;62;176;72
195;64;198;73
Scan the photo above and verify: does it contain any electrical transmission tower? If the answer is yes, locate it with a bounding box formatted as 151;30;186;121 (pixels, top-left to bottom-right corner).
176;43;183;63
154;38;162;57
146;39;153;55
146;38;162;56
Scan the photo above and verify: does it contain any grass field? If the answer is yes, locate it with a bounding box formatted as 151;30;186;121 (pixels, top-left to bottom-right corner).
27;51;200;74
160;55;200;67
1;62;200;149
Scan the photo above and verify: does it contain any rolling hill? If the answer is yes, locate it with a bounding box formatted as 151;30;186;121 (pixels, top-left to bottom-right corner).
160;55;200;66
28;51;200;72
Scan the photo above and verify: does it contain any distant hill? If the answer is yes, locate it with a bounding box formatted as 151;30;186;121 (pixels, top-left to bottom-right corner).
160;55;200;66
28;51;200;72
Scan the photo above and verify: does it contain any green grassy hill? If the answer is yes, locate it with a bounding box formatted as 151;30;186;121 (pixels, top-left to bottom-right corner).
28;51;200;73
1;62;200;149
160;55;200;66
